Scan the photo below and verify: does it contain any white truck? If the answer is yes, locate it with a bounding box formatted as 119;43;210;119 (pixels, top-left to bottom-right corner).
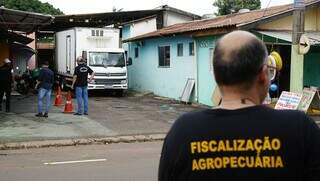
55;27;131;95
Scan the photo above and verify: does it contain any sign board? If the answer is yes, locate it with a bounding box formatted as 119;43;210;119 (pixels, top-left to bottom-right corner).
297;88;316;112
299;34;311;55
310;87;320;109
275;91;303;110
180;78;195;103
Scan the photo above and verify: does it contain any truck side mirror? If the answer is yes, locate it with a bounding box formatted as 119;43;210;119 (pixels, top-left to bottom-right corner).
127;57;132;66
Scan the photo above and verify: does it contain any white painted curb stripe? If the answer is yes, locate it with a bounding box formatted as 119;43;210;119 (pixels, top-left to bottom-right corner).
44;159;107;165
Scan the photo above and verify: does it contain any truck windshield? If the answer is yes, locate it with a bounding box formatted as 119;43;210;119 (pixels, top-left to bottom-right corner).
89;52;125;67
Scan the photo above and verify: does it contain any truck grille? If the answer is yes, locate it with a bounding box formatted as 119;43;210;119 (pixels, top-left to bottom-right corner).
110;73;126;76
95;79;125;85
95;73;126;77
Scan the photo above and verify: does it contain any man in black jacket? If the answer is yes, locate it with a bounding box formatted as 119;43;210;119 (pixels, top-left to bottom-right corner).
0;59;13;112
159;31;320;181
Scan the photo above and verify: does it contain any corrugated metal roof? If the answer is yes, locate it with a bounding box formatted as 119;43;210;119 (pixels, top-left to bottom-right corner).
307;32;320;45
0;30;34;44
43;5;201;31
258;30;320;45
124;0;320;42
0;7;54;33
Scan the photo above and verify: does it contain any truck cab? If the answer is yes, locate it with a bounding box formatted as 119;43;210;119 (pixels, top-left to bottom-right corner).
55;27;132;95
82;48;130;92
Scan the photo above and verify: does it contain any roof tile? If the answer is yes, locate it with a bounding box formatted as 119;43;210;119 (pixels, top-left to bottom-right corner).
125;0;319;42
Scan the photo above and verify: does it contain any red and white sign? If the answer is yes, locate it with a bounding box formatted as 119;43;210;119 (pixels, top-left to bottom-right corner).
275;91;303;110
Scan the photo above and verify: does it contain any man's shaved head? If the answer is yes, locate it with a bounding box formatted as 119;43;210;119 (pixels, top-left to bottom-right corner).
213;31;267;88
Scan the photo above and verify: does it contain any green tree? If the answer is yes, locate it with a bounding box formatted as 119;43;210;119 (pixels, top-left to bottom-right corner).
0;0;63;15
213;0;261;16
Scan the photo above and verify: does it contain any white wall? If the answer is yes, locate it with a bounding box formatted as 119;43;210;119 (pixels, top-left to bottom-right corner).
131;18;157;37
127;12;194;39
164;11;193;26
55;29;76;74
56;28;120;75
76;28;120;50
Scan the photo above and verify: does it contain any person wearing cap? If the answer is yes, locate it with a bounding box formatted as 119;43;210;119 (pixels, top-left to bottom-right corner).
158;31;320;181
35;61;54;118
0;58;13;112
72;56;94;116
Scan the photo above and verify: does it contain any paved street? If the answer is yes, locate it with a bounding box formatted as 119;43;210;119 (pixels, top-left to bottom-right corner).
0;91;202;143
1;91;319;145
0;141;162;181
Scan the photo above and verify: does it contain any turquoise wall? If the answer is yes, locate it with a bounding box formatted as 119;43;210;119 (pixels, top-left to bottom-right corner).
122;25;131;39
122;25;131;52
304;47;320;87
124;30;320;107
196;36;218;106
127;36;196;100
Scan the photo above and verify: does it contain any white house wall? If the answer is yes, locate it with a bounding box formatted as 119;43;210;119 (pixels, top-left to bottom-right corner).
164;11;194;26
125;11;194;40
131;18;157;37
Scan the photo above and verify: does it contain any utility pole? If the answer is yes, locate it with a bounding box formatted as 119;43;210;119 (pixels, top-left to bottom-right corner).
290;0;305;92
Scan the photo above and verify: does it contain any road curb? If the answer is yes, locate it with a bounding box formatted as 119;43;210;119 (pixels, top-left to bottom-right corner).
0;134;166;150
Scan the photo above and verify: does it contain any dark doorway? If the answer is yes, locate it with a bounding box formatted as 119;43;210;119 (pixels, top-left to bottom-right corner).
37;49;55;70
266;44;291;97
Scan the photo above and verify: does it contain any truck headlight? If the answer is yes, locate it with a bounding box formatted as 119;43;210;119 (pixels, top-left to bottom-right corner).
121;80;127;84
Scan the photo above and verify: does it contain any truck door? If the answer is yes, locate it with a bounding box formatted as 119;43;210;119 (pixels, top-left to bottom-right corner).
66;35;71;73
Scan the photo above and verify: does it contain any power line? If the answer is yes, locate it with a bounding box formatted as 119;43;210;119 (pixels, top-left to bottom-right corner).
262;0;272;18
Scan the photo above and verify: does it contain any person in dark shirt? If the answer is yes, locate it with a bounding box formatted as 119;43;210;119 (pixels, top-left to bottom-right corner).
35;61;54;118
0;59;13;112
158;31;320;181
72;56;94;116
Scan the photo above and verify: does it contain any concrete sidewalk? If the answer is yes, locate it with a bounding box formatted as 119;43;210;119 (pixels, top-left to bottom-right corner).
0;92;201;147
0;112;116;143
1;93;319;150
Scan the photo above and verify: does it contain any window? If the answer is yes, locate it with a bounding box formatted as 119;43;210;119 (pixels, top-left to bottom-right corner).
177;43;183;57
158;46;170;67
91;29;104;37
89;52;125;67
189;42;194;56
134;47;139;58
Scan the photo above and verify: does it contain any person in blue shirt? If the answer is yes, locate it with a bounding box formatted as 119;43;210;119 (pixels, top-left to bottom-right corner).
35;61;54;118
